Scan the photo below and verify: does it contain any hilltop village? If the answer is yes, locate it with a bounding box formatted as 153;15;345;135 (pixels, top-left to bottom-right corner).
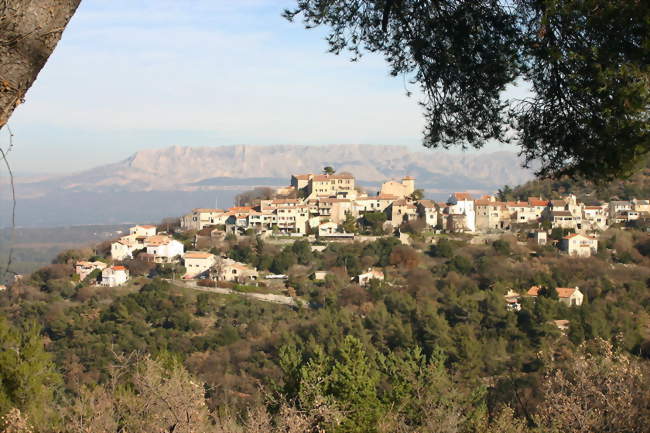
179;171;644;236
67;170;646;309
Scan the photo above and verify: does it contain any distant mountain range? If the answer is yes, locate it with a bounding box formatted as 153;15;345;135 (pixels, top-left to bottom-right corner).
4;144;533;227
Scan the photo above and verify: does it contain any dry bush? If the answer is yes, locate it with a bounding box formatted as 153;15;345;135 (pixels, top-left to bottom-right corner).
389;245;421;270
62;354;211;433
535;339;650;433
1;409;33;433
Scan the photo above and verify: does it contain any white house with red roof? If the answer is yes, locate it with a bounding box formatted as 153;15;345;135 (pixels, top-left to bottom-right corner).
101;265;129;287
183;251;217;279
525;285;584;306
556;287;584;306
560;233;598;257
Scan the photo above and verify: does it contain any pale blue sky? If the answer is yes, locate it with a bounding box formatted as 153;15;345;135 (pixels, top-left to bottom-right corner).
4;0;519;174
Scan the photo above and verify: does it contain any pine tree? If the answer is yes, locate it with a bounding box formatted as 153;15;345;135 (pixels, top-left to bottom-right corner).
0;318;61;428
329;336;381;433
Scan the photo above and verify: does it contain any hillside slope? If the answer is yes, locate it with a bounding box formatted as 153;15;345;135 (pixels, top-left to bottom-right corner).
504;158;650;203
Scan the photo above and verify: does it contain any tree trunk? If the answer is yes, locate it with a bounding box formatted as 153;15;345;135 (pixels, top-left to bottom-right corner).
0;0;81;129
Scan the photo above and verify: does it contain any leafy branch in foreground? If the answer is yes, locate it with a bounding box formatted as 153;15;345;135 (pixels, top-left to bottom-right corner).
284;0;650;180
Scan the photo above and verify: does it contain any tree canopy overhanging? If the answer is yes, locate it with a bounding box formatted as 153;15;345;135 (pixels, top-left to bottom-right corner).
284;0;650;181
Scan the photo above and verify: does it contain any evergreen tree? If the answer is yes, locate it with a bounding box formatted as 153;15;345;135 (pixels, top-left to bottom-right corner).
329;336;381;433
0;318;61;428
341;211;358;234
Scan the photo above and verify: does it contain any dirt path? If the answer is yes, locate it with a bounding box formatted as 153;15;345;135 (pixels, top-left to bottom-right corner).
172;280;306;307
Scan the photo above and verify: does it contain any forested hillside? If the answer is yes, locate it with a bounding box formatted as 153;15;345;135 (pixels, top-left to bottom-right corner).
500;157;650;203
1;227;650;432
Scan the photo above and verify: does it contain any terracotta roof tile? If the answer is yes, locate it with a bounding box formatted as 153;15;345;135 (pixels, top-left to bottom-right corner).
527;286;541;296
556;287;578;298
453;192;473;201
184;251;214;259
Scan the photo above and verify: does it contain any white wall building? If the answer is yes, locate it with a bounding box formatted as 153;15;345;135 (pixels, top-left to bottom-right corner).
101;266;129;287
356;268;384;286
446;192;476;232
130;225;157;237
145;237;185;263
183;251;217;278
560;234;598;257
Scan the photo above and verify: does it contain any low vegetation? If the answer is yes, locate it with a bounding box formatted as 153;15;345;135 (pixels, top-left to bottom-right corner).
0;223;649;432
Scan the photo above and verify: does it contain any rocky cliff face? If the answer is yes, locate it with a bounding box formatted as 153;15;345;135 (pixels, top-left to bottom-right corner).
16;144;533;196
4;144;533;227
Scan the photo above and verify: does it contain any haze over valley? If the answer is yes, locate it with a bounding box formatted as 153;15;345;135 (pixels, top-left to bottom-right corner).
3;144;533;227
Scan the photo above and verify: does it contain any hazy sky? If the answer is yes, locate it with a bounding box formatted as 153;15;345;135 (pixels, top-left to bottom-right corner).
4;0;518;174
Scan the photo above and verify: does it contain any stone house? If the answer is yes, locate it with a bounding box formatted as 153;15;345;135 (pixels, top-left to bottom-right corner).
582;205;609;230
111;236;141;261
608;201;632;220
297;173;356;200
75;261;107;281
213;258;259;282
181;208;226;231
632;199;650;213
354;195;397;214
389;199;418;226
379;176;416;199
475;199;505;231
275;205;310;234
317;198;354;224
507;201;538;224
416;200;438;228
545;210;577;229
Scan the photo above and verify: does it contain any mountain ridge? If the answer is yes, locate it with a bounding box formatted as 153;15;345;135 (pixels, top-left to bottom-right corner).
16;144;533;196
3;144;534;227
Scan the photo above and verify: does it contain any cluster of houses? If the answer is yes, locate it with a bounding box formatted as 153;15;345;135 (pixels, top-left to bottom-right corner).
110;225;185;262
74;260;129;288
179;171;650;258
181;173;421;236
73;224;261;287
71;171;646;288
